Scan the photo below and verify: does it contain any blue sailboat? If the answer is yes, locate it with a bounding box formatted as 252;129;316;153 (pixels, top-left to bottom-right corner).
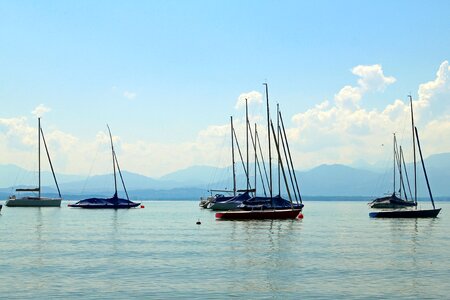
69;125;140;209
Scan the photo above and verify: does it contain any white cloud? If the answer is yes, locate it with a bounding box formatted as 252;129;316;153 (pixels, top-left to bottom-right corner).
32;104;51;117
123;91;137;100
334;64;396;110
1;62;448;178
289;61;450;169
352;64;396;92
235;91;263;109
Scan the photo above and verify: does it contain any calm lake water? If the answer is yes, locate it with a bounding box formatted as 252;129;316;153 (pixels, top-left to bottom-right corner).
1;200;449;299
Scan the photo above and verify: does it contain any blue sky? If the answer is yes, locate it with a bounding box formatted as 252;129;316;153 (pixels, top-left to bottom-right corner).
1;1;449;177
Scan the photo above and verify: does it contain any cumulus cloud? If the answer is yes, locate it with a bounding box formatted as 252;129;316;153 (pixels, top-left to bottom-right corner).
235;91;263;109
334;64;396;109
123;91;137;100
32;104;51;117
1;62;448;178
352;64;396;92
290;61;450;169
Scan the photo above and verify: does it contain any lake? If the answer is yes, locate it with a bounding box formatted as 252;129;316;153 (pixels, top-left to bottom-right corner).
1;200;449;299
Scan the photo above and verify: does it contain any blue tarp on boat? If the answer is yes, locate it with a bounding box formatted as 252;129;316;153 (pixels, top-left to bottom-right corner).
69;193;140;209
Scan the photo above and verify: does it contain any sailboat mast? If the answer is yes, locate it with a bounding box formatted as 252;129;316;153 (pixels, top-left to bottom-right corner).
38;117;41;199
409;95;417;204
264;83;272;198
231;116;236;196
277;103;281;196
393;133;396;195
107;125;118;196
246;98;249;191
254;123;257;195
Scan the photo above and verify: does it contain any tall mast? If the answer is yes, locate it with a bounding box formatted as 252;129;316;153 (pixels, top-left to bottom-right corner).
277;103;281;196
263;83;272;198
409;95;417;204
231;116;236;196
246;98;249;191
38;117;41;199
254;123;257;195
107;125;118;196
393;133;396;195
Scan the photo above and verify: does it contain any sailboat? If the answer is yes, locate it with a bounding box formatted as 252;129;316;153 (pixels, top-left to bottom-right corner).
369;96;441;218
5;118;62;207
68;125;140;209
208;115;254;211
216;84;303;220
369;134;416;209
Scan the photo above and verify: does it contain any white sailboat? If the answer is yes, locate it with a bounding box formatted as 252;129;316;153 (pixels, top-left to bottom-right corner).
5;118;62;207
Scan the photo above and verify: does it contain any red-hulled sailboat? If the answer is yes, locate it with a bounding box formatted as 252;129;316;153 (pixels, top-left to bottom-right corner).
215;84;304;220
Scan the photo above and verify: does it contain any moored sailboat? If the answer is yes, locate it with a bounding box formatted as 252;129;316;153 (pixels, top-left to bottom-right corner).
216;84;304;220
369;134;416;209
69;125;140;209
5;118;62;207
370;96;441;218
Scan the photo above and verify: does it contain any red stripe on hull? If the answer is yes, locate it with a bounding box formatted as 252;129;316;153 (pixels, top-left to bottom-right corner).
216;209;301;220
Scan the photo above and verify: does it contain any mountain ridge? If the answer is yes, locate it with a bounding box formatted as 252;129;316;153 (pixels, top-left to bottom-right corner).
1;152;449;198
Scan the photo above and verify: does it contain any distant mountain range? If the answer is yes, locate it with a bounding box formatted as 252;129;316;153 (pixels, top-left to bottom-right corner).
1;152;449;200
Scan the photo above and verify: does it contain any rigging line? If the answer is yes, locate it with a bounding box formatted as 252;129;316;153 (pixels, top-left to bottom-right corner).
279;111;302;203
279;124;299;204
415;126;435;210
400;146;413;201
248;121;267;196
256;125;270;193
82;139;101;195
113;150;130;201
40;128;61;198
394;137;407;200
256;152;267;196
270;120;293;207
233;127;250;189
106;125;118;196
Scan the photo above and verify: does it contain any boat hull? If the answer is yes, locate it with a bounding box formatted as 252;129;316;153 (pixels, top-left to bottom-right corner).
5;197;62;207
369;208;441;218
216;209;302;220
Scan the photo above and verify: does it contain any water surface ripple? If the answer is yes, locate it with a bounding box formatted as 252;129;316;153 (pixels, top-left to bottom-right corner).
1;201;449;299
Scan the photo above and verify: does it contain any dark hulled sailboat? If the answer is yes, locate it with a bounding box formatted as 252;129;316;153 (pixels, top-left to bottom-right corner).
69;126;140;209
216;84;303;220
370;96;441;218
